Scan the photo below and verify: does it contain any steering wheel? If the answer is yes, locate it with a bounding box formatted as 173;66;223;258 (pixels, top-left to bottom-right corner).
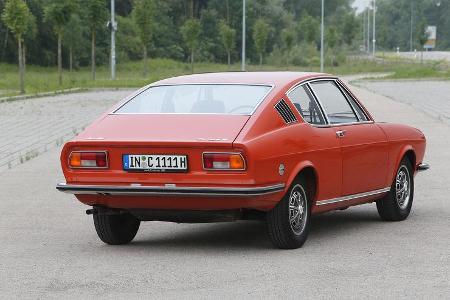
228;105;254;114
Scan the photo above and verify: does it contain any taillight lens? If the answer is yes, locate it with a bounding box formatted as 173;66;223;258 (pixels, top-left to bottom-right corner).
203;153;246;170
69;151;108;168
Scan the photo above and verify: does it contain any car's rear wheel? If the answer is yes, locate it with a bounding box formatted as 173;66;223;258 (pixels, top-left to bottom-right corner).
376;157;414;221
266;178;311;249
93;210;140;245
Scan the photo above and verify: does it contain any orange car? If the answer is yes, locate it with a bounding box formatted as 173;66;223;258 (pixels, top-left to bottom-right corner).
57;72;428;249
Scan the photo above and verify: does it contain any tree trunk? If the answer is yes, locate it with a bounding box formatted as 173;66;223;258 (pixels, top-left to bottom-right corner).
18;38;25;94
91;31;96;80
58;33;62;86
189;0;194;18
22;43;26;73
1;30;8;61
69;46;73;72
286;51;289;69
143;46;148;77
226;0;229;23
227;51;231;68
190;50;194;74
420;50;423;64
259;53;262;66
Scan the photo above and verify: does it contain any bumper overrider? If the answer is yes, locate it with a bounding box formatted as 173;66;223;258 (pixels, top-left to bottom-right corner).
417;163;430;172
56;182;286;197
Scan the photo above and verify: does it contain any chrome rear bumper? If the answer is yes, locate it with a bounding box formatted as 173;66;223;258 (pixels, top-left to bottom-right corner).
56;182;285;197
417;163;430;172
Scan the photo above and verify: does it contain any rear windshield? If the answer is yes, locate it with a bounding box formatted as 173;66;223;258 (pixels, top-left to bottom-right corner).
114;84;272;115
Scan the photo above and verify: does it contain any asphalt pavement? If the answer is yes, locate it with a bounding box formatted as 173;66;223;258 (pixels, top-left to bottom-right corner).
0;90;132;171
356;80;450;125
0;79;449;299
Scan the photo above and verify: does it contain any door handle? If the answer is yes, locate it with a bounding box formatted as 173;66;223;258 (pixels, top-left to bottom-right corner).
336;130;346;138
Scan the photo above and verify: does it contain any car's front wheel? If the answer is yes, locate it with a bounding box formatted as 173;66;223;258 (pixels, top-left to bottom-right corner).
93;210;140;245
376;157;414;221
267;178;311;249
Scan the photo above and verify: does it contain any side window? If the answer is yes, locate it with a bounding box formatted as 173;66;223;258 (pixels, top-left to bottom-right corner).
309;81;358;124
339;84;368;121
287;85;326;125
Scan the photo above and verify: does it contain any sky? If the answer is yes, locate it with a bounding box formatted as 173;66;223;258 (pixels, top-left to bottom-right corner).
352;0;371;13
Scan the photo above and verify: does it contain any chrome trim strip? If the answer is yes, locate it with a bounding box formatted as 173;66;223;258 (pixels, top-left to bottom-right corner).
56;182;285;197
305;82;331;125
417;163;430;172
311;120;375;128
333;80;364;122
336;79;371;121
316;187;391;206
285;76;338;95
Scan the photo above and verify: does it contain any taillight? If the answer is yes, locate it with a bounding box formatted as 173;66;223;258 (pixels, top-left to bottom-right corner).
69;151;108;168
203;152;246;170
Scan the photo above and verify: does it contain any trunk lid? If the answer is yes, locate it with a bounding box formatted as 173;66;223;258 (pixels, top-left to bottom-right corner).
75;114;249;146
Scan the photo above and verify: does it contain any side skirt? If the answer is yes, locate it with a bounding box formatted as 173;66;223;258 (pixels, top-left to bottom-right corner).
315;187;391;206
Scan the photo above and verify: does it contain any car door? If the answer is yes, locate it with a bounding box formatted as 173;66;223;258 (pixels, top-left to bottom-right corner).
308;79;389;196
287;84;343;202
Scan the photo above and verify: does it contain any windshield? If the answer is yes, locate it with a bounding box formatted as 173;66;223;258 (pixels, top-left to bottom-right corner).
114;84;272;115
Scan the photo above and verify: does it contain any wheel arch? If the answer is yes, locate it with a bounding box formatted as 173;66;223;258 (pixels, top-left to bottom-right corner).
398;145;416;170
286;161;319;206
403;149;416;169
389;145;416;184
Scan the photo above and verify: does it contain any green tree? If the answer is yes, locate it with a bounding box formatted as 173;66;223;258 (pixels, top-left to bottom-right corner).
326;27;338;66
298;13;319;44
22;13;36;72
83;0;107;80
116;15;142;62
341;14;358;46
133;0;156;77
44;0;76;86
253;18;270;66
417;20;428;64
63;14;83;72
282;28;295;67
199;9;221;63
218;20;236;67
1;0;34;94
180;18;201;73
371;0;440;51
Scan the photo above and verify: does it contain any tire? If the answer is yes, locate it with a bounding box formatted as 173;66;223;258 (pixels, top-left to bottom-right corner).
267;177;311;249
376;157;414;221
93;210;140;245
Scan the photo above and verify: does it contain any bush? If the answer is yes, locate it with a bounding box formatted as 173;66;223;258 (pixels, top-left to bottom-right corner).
267;42;320;67
290;43;319;66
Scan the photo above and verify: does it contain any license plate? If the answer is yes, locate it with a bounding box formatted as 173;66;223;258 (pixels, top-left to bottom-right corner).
123;154;188;172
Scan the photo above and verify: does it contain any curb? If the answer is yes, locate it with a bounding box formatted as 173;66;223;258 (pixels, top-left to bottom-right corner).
0;87;134;103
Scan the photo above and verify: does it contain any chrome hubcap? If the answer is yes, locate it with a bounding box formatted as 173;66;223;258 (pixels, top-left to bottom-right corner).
396;166;411;209
289;184;308;235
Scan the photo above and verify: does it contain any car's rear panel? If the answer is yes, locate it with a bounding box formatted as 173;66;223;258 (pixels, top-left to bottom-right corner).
60;114;285;210
62;141;253;186
61;142;283;210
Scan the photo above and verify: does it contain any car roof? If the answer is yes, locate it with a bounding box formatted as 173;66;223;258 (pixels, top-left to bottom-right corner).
152;71;328;87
